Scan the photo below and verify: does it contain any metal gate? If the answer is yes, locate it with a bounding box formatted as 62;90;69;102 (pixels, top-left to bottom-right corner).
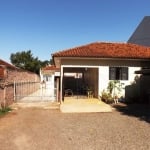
14;81;58;102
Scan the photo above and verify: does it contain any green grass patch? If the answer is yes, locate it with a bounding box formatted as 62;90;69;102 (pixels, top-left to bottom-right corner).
0;107;12;116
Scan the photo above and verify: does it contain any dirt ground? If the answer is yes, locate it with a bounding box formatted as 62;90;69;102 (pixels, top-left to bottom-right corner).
0;103;150;150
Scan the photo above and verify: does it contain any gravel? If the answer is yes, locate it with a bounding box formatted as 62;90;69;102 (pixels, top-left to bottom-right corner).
0;103;149;150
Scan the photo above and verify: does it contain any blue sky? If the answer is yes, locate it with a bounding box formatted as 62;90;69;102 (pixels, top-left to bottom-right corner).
0;0;150;62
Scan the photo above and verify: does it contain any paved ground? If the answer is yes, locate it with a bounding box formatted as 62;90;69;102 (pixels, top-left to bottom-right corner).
60;98;112;113
0;103;149;150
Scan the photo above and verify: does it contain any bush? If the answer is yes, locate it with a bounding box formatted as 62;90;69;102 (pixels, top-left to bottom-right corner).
101;90;114;104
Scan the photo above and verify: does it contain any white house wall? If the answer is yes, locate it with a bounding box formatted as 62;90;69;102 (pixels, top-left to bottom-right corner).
60;60;142;101
128;67;141;83
61;58;148;67
98;66;141;97
40;70;56;101
98;66;109;96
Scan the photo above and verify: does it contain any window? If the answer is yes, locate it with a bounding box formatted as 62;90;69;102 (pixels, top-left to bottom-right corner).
109;67;128;80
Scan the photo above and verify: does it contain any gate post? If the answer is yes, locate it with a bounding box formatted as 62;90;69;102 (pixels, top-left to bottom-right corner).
14;81;16;101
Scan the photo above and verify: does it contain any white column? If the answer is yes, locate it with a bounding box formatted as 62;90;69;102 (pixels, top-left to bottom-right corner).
60;66;63;103
56;78;59;102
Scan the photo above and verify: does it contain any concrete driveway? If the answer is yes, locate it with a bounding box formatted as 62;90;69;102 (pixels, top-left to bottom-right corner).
0;103;149;150
60;98;112;113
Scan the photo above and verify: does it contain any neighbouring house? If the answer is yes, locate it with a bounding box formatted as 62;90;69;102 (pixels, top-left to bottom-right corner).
0;59;40;107
40;65;60;101
128;16;150;47
127;16;150;103
52;42;150;103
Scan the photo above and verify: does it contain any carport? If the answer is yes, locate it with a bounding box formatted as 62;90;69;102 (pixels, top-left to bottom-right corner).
60;65;99;102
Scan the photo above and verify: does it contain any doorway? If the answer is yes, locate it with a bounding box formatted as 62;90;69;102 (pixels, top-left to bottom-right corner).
62;67;98;100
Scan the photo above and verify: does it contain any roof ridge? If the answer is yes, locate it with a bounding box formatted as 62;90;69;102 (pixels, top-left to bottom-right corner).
52;41;128;56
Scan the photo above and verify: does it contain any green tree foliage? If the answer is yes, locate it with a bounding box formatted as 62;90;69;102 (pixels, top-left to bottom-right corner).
10;50;50;74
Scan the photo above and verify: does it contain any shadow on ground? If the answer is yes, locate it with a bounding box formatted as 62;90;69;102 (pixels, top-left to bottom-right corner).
112;103;150;123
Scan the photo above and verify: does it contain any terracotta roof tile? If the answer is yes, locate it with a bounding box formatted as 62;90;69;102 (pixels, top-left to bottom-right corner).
52;42;150;59
0;59;17;69
42;65;60;71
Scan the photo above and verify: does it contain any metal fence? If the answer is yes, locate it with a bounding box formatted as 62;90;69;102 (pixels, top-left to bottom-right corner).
14;81;57;102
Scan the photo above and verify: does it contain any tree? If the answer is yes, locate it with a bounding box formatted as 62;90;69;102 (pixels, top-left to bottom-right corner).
10;50;50;74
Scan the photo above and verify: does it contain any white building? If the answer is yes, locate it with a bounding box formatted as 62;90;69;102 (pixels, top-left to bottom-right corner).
52;42;150;103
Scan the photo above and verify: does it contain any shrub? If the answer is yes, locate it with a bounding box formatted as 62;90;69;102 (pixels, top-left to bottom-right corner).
101;90;114;104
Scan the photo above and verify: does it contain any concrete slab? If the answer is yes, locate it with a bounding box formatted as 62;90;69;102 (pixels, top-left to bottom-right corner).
60;98;112;113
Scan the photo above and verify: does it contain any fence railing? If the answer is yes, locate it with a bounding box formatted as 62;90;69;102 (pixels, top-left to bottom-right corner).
14;81;58;102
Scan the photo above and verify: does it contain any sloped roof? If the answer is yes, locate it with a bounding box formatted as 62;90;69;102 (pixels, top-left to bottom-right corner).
0;59;17;69
52;42;150;59
42;65;60;71
0;59;17;79
128;16;150;47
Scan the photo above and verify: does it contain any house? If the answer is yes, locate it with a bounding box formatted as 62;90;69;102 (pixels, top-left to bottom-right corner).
0;59;40;107
40;65;60;101
52;42;150;103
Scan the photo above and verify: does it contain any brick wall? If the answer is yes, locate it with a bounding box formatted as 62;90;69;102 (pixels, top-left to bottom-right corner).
0;67;40;107
5;84;14;106
6;68;40;83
